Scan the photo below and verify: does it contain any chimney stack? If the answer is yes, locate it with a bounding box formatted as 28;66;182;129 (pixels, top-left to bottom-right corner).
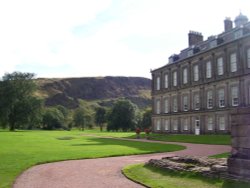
224;17;233;32
188;31;203;47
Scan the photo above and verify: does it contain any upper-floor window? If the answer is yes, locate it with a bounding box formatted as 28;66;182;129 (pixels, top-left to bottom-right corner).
156;99;161;114
164;98;169;113
217;57;224;75
173;97;178;112
218;89;225;108
156;119;161;130
183;68;188;84
193;65;199;81
230;53;237;72
207;90;213;109
183;95;188;111
207;116;213;130
173;71;177;86
183;118;188;130
156;76;160;90
193;93;200;110
219;116;225;130
247;48;250;68
164;74;168;88
164;119;169;131
231;86;239;106
206;61;212;78
173;119;178;130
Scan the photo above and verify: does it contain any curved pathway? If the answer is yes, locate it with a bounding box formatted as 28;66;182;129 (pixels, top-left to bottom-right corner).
13;138;231;188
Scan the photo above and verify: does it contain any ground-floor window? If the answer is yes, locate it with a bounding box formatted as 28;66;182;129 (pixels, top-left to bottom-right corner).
219;116;225;130
156;119;161;131
164;119;169;130
173;119;178;131
207;116;213;130
183;118;188;131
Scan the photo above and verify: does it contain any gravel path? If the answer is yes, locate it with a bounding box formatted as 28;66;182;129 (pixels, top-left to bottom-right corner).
13;138;231;188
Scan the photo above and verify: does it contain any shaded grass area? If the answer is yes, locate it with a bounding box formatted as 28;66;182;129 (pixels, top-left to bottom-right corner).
81;130;231;145
123;163;250;188
210;152;230;158
148;134;231;145
0;130;184;188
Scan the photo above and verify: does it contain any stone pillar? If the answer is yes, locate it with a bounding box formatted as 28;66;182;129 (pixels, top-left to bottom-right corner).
228;107;250;180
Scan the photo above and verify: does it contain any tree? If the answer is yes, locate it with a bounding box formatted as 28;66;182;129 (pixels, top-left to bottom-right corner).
107;99;138;132
0;72;43;131
95;107;106;131
56;105;70;129
141;108;152;129
42;107;65;130
73;108;85;131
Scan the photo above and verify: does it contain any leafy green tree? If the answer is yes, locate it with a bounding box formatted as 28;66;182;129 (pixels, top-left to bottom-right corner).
56;105;71;129
42;107;65;130
95;107;106;131
0;72;43;131
107;99;138;132
73;108;85;131
141;108;152;129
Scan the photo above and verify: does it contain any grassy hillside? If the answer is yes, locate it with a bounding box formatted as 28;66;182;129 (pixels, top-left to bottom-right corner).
35;76;151;110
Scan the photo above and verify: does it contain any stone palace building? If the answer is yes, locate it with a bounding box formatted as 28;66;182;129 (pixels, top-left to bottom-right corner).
151;13;250;134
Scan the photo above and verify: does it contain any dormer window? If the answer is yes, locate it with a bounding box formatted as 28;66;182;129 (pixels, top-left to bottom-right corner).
187;49;193;57
210;40;217;48
234;30;243;39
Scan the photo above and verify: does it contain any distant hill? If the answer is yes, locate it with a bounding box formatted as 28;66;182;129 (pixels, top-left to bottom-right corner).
35;76;152;109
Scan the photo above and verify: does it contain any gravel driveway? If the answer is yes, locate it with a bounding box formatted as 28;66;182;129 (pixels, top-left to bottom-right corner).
13;138;231;188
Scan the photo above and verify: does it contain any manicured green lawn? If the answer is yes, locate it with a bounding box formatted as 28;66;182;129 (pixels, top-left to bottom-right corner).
82;130;231;145
147;134;231;145
0;130;184;188
210;152;230;158
123;164;250;188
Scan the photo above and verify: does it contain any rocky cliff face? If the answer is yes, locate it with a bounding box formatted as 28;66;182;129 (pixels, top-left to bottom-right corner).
36;76;151;109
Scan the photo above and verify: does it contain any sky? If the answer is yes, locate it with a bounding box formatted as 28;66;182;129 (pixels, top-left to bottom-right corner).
0;0;250;79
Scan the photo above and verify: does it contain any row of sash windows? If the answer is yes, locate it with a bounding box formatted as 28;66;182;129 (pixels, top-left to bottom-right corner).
155;116;225;131
155;50;250;90
155;86;239;114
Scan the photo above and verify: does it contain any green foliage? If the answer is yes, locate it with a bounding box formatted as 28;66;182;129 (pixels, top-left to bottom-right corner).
107;99;138;131
95;107;106;131
42;107;65;130
123;163;250;188
141;108;152;129
0;72;43;131
0;130;184;188
73;108;85;130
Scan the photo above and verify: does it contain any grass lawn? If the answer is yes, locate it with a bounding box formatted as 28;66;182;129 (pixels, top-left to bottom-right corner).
123;163;250;188
81;130;231;145
210;152;230;158
0;130;184;188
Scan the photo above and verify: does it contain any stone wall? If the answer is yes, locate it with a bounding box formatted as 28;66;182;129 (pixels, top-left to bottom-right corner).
228;107;250;180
